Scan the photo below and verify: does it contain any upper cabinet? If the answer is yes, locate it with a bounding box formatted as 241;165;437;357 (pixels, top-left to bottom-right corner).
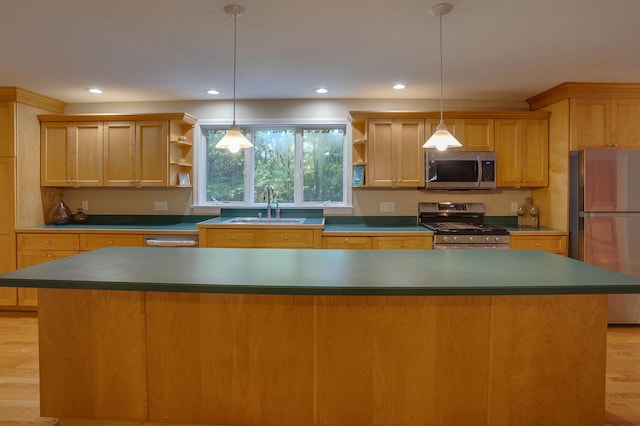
41;121;104;187
495;119;549;188
368;118;424;187
39;113;196;188
527;83;640;150
427;118;494;151
349;111;549;188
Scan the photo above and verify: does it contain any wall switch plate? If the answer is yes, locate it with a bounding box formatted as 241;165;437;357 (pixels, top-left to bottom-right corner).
380;202;395;213
511;202;519;213
154;201;168;211
81;200;89;211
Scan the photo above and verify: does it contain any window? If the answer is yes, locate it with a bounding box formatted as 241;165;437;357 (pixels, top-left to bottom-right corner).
196;122;349;207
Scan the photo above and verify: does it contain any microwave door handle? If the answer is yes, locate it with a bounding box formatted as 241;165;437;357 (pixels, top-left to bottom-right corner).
476;155;482;187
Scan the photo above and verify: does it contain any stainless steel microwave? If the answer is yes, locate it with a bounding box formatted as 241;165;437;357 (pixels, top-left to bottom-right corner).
424;151;497;190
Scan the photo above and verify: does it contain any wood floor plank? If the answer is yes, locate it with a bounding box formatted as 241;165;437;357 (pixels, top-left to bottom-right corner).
1;312;640;425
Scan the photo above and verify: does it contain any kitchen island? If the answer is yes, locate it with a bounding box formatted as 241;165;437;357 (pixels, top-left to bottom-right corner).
1;248;639;426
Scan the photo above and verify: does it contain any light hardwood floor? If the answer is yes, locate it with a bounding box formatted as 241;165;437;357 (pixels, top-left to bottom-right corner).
1;312;640;425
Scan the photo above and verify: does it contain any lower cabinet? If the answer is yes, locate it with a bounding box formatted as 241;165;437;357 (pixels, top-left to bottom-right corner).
79;233;144;251
202;228;320;249
322;234;432;250
15;233;81;307
510;234;568;256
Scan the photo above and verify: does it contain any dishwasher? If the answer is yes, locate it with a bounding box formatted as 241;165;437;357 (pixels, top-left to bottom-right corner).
143;234;199;248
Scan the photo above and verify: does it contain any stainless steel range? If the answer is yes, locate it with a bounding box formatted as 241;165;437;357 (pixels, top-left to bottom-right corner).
419;202;510;249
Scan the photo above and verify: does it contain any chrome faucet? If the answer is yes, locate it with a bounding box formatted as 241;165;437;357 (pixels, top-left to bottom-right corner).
263;184;273;219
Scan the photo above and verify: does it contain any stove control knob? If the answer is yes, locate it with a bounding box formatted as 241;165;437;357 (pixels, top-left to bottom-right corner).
453;236;460;243
442;236;450;242
469;236;476;243
495;236;502;243
485;236;492;243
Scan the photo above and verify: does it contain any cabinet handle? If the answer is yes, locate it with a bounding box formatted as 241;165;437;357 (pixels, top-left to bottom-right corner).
44;240;51;244
535;243;541;247
108;240;114;245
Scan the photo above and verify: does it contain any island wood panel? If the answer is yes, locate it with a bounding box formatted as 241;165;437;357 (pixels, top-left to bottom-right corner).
37;289;148;421
316;295;491;426
487;294;607;425
145;292;315;425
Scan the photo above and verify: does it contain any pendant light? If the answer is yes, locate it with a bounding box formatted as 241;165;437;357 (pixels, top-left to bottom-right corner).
215;4;253;154
423;3;462;151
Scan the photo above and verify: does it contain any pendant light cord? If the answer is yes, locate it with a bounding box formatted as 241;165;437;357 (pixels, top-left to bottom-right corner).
438;12;444;124
232;12;238;125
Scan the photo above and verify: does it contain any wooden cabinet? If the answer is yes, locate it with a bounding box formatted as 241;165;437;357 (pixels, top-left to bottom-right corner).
495;119;548;188
510;234;568;256
427;118;494;151
0;157;16;306
39;113;196;188
322;236;372;249
372;236;431;250
41;121;104;186
203;228;319;249
0;101;15;157
79;233;144;251
367;118;425;187
322;234;432;250
104;121;168;187
15;233;80;307
569;98;640;150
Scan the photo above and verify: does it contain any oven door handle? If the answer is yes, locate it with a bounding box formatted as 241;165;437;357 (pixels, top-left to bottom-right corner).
476;155;482;187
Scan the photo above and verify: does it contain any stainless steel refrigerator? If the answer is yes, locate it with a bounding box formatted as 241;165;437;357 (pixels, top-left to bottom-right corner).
570;150;640;324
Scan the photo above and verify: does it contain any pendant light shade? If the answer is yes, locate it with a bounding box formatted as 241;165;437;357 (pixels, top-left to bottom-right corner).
216;4;252;153
423;3;462;151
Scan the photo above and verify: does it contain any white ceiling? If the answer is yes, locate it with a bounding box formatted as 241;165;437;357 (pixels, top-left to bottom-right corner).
2;0;639;104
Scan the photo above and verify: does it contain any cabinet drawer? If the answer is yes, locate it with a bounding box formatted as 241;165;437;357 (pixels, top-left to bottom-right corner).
80;234;144;251
17;250;78;268
17;233;79;251
322;236;372;250
206;229;257;248
510;235;567;255
372;236;431;250
264;230;314;248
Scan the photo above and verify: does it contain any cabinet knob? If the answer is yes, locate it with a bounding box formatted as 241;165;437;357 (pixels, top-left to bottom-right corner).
44;240;51;244
344;238;349;243
230;236;235;240
535;243;541;247
284;236;289;241
108;240;114;245
400;243;405;248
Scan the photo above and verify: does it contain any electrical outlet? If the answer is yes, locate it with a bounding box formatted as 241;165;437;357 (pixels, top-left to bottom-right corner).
511;202;519;213
154;201;168;211
380;202;395;213
81;200;89;211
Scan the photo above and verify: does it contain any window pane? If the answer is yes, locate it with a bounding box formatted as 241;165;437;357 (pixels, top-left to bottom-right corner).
253;129;295;203
303;129;344;202
205;129;245;202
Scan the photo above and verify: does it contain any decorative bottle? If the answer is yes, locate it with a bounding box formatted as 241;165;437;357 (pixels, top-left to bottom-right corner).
48;196;72;226
71;208;89;224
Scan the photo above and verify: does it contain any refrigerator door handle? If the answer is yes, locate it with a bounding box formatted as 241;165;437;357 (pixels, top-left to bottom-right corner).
585;212;640;218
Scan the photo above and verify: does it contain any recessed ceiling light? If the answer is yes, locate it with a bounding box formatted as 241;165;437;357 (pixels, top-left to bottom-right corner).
393;83;407;90
315;88;329;94
87;88;102;94
207;89;220;95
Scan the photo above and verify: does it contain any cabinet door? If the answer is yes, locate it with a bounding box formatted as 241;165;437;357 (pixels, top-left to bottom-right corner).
205;229;258;247
41;122;71;186
510;235;567;255
612;99;640;148
521;119;548;187
427;119;494;151
80;234;144;251
136;121;168;186
570;98;612;150
395;119;425;187
0;101;15;157
372;236;431;250
104;122;136;186
495;119;521;187
368;119;394;186
73;122;104;186
322;236;372;249
264;230;314;248
368;119;424;188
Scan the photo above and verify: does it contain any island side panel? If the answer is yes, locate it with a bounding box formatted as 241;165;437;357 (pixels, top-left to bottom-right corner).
145;292;315;425
37;288;148;421
487;294;607;425
316;295;492;426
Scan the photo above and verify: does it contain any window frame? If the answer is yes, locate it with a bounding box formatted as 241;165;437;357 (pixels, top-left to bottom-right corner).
193;119;352;212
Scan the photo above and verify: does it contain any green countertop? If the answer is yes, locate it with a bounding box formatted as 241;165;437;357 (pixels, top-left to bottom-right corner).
1;247;638;296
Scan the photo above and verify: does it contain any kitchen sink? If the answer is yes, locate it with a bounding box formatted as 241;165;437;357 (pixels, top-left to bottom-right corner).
223;217;306;224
